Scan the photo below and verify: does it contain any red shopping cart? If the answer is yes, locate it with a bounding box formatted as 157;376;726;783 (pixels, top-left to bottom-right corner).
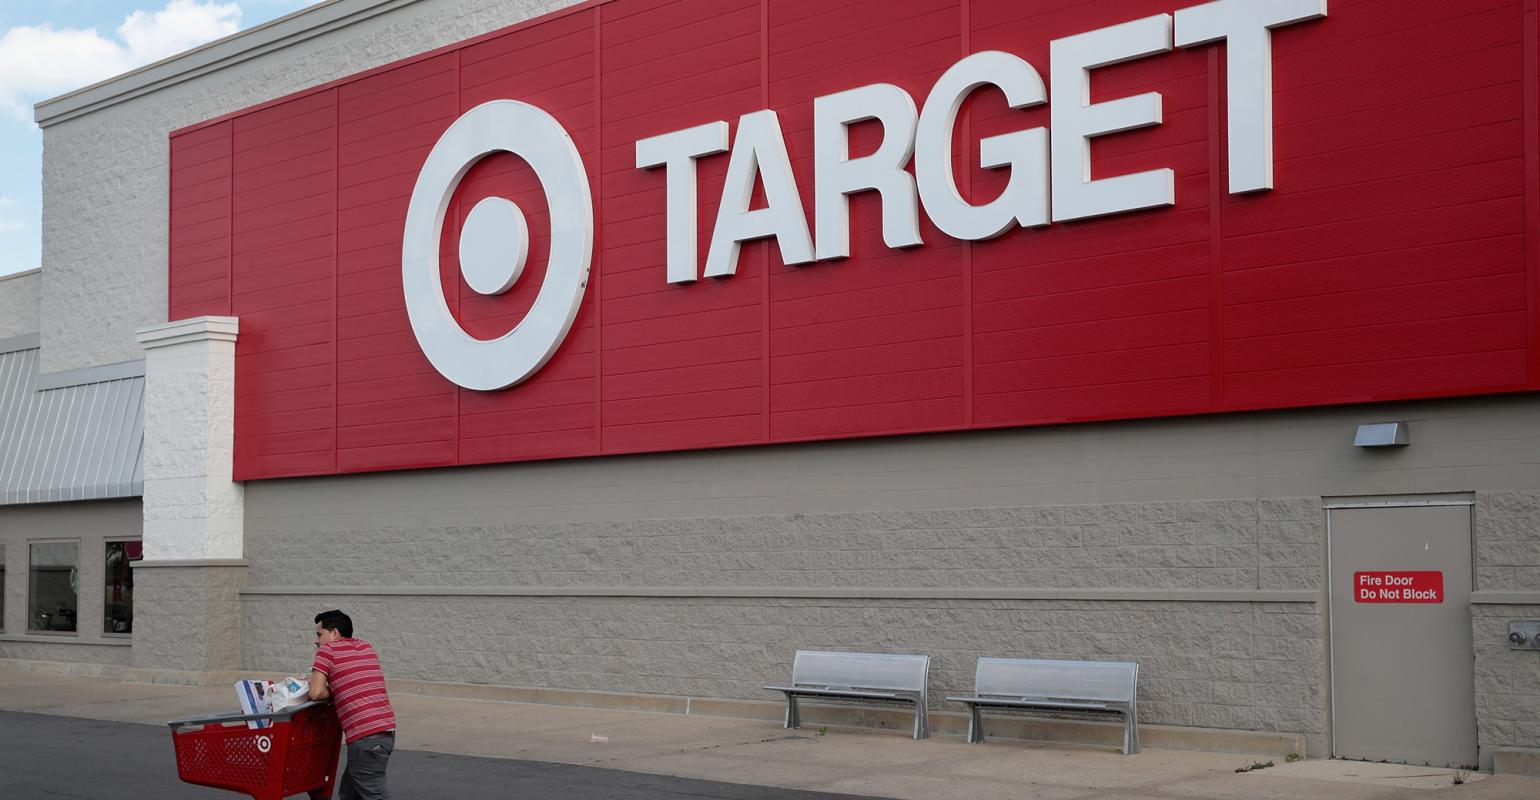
167;700;342;800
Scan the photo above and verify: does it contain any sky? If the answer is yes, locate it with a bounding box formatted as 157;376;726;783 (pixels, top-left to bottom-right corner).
0;0;318;277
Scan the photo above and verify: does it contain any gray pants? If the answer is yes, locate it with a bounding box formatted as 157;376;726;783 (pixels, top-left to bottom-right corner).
339;731;394;800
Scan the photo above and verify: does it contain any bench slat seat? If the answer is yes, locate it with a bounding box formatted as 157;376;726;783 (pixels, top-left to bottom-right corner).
946;697;1112;712
763;686;902;700
763;651;930;740
946;658;1140;754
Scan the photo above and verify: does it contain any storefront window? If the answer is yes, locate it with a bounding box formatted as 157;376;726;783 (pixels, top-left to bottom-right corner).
0;548;6;632
28;542;78;633
104;540;142;634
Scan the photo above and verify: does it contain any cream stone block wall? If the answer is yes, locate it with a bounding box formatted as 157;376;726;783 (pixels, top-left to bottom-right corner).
136;317;241;561
234;393;1540;758
0;270;40;340
131;563;246;673
245;594;1327;740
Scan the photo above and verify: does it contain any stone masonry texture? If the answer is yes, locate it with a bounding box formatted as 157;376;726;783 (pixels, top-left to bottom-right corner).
131;565;246;673
244;595;1325;739
1476;492;1540;592
1472;492;1540;754
140;333;242;561
0;271;40;340
246;498;1323;591
231;487;1540;753
241;497;1328;742
0;640;131;667
1473;605;1540;754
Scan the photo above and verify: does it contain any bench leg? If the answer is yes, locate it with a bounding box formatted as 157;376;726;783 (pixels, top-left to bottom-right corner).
1121;706;1140;755
964;704;985;744
912;700;929;740
784;693;801;730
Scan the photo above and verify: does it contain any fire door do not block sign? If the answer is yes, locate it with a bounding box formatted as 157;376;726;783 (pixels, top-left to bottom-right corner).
1353;571;1443;603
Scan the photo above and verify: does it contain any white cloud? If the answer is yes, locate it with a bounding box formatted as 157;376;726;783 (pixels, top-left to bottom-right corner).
120;1;243;64
0;25;125;117
0;1;242;119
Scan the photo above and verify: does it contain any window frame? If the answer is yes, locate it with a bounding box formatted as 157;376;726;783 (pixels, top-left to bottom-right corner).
102;537;142;638
26;538;81;637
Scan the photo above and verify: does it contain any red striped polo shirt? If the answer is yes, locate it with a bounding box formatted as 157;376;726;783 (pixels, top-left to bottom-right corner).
312;637;396;743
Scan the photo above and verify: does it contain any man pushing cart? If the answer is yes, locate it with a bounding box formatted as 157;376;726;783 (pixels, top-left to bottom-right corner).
168;610;399;800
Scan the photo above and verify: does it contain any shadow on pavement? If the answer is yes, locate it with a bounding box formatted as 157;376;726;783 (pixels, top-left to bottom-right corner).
0;710;883;799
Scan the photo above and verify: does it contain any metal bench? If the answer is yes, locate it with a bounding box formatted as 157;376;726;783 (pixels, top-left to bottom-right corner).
946;657;1140;754
763;650;931;740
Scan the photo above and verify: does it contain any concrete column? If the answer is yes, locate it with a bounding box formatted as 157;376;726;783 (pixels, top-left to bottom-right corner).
130;317;246;678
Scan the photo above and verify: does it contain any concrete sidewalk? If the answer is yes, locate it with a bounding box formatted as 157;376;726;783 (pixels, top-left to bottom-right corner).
1;669;1535;800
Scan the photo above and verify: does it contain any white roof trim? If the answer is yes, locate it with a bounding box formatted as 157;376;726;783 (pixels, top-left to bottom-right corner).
36;360;147;392
137;316;239;349
34;0;424;128
0;268;41;283
0;334;40;355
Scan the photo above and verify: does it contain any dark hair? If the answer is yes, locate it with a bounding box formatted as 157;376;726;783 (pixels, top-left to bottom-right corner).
314;609;353;638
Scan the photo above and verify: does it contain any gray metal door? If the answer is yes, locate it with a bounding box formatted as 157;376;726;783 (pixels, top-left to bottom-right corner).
1328;504;1477;767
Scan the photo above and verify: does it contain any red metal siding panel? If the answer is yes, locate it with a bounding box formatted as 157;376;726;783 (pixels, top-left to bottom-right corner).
601;0;766;453
766;0;967;440
158;0;1540;481
457;12;600;464
332;55;459;474
971;0;1214;425
228;91;338;478
1528;0;1540;389
1220;0;1529;409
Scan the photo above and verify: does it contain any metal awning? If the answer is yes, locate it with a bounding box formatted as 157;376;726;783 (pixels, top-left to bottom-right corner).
0;345;144;505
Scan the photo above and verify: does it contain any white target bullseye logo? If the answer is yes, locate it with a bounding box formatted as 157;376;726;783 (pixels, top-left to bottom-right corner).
256;735;272;753
402;100;594;391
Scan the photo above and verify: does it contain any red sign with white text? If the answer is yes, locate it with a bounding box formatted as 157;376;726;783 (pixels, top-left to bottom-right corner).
165;0;1540;481
1354;572;1444;604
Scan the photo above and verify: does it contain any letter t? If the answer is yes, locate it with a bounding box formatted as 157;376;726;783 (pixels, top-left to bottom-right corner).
636;121;731;283
1175;0;1328;194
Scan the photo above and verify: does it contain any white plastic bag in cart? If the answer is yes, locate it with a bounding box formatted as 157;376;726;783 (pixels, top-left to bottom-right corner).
267;676;310;713
234;677;308;729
